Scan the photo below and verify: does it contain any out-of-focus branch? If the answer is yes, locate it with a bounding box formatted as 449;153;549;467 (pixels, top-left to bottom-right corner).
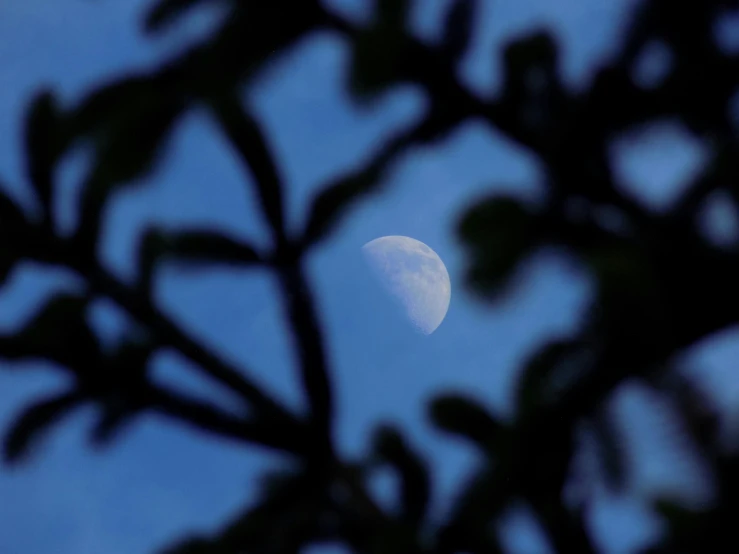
208;94;337;454
41;233;311;452
146;383;308;453
316;6;652;227
208;93;287;241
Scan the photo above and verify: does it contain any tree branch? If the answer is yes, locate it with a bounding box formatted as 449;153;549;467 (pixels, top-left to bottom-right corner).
146;383;308;454
41;234;310;449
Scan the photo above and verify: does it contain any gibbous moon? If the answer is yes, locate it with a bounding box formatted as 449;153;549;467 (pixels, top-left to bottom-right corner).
361;236;451;335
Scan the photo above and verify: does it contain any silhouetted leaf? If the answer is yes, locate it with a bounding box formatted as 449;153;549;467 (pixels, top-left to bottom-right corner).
24;90;67;215
0;184;34;285
3;390;82;464
659;373;719;451
502;31;559;98
73;78;184;253
440;0;477;65
375;0;411;29
653;498;704;536
209;95;285;237
303;167;381;246
585;244;654;299
436;467;507;554
196;470;328;553
137;227;169;295
90;404;138;446
0;185;26;226
584;244;665;345
0;249;16;287
0;219;22;287
0;293;98;370
458;195;539;299
590;405;627;491
144;0;215;33
372;424;430;526
88;336;155;446
429;394;504;452
514;340;584;416
138;227;262;293
367;521;421;554
169;230;261;265
160;537;214;554
348;8;411;105
4;0;739;551
70;78;154;134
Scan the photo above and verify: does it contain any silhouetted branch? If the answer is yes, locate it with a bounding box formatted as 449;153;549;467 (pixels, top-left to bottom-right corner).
17;228;312;451
147;384;309;454
83;257;306;437
209;92;337;454
302;115;445;247
209;93;287;241
8;0;739;552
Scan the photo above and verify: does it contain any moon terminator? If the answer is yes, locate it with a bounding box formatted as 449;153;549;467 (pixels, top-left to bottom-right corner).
361;236;451;335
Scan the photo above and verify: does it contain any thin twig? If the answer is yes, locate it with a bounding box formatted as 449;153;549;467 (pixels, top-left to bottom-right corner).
146;383;308;453
43;233;309;447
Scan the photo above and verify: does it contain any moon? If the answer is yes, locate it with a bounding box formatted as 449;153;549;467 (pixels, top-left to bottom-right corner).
361;236;451;335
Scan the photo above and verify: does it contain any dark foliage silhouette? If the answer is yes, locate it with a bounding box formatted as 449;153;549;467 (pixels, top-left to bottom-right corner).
3;0;739;552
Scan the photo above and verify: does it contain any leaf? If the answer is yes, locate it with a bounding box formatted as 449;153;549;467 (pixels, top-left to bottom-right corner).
144;0;216;33
653;498;704;535
514;339;584;416
137;227;262;293
372;424;431;526
90;402;139;446
209;95;285;237
435;467;507;554
302;167;382;246
0;184;33;286
457;195;539;300
0;246;17;288
109;335;157;372
3;390;82;464
348;27;409;104
169;230;262;265
137;227;170;295
349;0;413;105
583;244;664;344
0;292;98;370
375;0;411;29
366;521;421;554
440;0;477;65
590;405;627;492
159;537;214;554
69;78;153;135
72;78;184;254
87;336;155;446
0;186;26;227
0;221;22;288
207;471;325;553
502;31;559;98
25;293;93;349
429;394;504;452
24;90;67;214
660;374;719;451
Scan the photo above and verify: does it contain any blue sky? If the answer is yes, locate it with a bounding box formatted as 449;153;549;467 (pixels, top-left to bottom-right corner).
1;1;739;553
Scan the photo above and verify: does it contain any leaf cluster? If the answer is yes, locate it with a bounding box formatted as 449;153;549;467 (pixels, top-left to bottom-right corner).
4;0;739;553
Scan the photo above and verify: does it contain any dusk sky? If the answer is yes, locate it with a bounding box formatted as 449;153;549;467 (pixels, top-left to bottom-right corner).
2;1;739;553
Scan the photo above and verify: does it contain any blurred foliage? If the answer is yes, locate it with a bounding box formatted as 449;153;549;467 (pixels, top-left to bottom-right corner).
3;0;739;552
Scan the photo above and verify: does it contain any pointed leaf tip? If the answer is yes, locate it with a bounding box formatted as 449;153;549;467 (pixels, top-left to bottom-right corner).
430;394;503;450
25;89;66;213
3;392;81;464
441;0;477;65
